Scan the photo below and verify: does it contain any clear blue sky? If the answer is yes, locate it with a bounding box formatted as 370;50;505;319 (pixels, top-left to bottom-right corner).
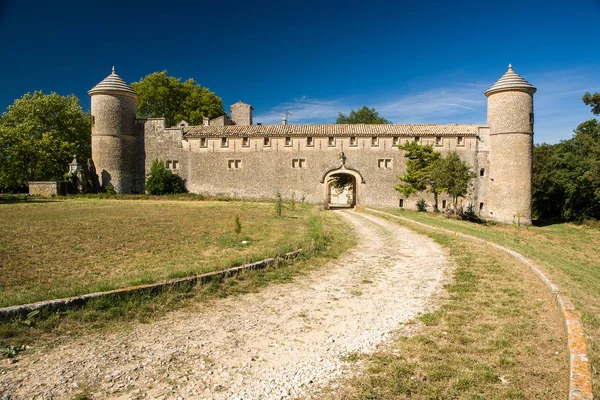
1;0;599;143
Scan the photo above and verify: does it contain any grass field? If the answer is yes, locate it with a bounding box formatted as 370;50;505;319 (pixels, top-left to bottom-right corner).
363;209;600;398
332;210;570;399
0;198;334;307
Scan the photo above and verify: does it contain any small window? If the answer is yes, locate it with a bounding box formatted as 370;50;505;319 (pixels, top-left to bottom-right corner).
242;137;249;147
263;137;270;147
479;202;484;211
378;158;392;169
328;137;335;147
371;137;378;146
414;136;421;143
228;159;242;169
285;137;292;146
172;160;179;170
435;136;442;146
457;136;464;146
200;138;207;148
442;200;447;209
350;136;357;147
392;137;399;146
399;199;404;208
307;137;314;147
480;168;485;177
221;137;228;148
292;158;307;169
165;160;171;169
91;115;95;127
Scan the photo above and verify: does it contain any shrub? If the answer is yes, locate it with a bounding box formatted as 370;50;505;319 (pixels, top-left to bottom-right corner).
275;191;283;217
417;199;428;212
145;160;187;195
457;203;483;224
234;215;242;235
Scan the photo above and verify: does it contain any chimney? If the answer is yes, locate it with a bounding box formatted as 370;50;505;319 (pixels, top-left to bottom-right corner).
203;117;210;127
282;118;287;126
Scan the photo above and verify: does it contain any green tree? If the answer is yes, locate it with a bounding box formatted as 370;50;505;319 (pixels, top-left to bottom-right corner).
0;91;90;191
145;160;187;195
132;71;225;127
336;106;391;124
436;152;475;208
395;141;442;210
582;92;600;115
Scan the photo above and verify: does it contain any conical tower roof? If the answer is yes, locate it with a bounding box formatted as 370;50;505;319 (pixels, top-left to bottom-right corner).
88;67;138;98
485;64;536;97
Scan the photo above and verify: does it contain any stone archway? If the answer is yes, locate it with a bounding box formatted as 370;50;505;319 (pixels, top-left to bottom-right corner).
322;168;364;208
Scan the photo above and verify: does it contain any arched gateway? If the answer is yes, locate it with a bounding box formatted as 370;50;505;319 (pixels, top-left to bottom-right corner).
321;165;365;208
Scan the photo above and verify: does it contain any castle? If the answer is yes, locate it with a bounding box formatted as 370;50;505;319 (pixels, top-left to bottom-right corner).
88;65;536;225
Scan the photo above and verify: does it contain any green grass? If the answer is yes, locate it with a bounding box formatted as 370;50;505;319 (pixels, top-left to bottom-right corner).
379;208;600;397
0;198;329;307
0;198;355;349
334;212;568;399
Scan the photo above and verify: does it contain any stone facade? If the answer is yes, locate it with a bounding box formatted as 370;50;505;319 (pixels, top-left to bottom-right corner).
88;65;535;225
28;181;66;197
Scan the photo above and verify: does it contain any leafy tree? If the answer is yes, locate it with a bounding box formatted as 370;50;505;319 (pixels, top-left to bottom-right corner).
582;92;600;115
0;91;90;191
336;106;391;124
436;152;476;208
145;160;187;195
132;71;225;127
395;141;442;210
533;119;600;221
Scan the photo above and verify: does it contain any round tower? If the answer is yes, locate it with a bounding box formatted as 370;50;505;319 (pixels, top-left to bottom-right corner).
88;67;138;193
485;64;536;225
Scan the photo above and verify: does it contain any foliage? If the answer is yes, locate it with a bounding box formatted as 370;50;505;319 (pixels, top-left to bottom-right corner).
395;141;442;209
145;160;187;195
416;199;427;212
533;119;600;221
275;191;283;217
457;203;483;223
0;91;90;191
132;71;226;127
336;106;391;124
329;173;354;190
583;92;600;115
436;152;476;207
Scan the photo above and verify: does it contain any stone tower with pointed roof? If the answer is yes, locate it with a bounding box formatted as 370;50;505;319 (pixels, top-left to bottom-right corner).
88;67;139;193
486;64;536;224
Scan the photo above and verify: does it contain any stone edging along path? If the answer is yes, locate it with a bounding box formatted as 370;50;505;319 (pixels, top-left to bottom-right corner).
0;250;303;321
364;207;593;400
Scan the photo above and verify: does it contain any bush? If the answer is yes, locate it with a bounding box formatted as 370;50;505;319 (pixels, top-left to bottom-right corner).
457;203;483;224
416;199;427;212
145;160;187;195
275;191;283;217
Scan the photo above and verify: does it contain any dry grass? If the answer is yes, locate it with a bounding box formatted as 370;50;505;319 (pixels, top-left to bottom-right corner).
0;198;324;307
380;208;600;397
333;213;568;399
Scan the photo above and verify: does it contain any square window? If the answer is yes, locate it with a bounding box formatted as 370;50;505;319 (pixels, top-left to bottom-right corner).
414;136;421;143
392;137;399;146
299;159;306;168
165;160;171;169
200;138;207;148
378;159;385;169
263;137;270;146
371;137;378;146
385;159;392;169
307;137;314;147
457;136;464;146
235;160;242;169
435;136;442;146
328;137;335;146
350;136;357;147
172;160;179;170
228;159;235;169
242;137;249;147
285;137;292;146
221;137;228;147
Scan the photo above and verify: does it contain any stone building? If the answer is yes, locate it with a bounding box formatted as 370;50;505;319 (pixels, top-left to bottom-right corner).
88;64;536;225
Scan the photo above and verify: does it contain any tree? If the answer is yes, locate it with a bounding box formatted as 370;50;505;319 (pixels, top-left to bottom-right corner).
336;106;391;124
0;91;90;191
582;92;600;115
436;152;475;208
395;141;442;210
132;71;225;127
145;160;187;195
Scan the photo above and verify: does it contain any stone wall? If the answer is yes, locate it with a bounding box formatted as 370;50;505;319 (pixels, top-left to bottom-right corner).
28;181;66;197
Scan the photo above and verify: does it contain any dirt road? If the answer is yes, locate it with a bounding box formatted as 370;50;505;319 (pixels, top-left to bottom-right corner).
1;210;449;399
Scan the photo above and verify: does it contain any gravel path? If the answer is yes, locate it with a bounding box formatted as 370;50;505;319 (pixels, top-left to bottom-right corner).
1;210;449;400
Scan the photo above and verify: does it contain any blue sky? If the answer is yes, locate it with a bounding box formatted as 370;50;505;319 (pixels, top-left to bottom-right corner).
1;0;599;144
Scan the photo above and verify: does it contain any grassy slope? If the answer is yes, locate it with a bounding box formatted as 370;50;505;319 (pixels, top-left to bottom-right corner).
334;212;568;399
380;209;600;397
0;199;325;307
